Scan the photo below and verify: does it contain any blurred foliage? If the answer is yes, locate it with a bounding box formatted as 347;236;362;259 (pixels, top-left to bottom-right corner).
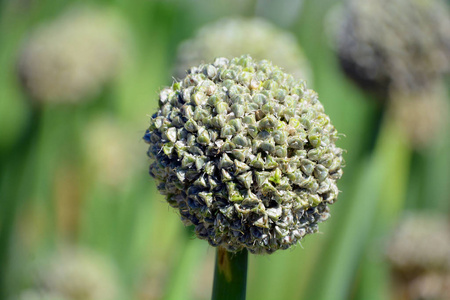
0;0;449;300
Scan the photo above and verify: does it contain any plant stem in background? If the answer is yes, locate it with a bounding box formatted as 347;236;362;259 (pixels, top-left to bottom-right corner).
0;107;41;299
164;227;203;300
308;114;410;300
212;247;248;300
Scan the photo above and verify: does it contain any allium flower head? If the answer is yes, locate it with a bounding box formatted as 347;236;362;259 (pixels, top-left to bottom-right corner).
144;55;343;254
175;18;311;82
25;247;120;300
389;84;448;148
18;5;129;104
408;273;450;300
333;0;450;93
386;213;450;273
83;116;141;188
330;0;450;149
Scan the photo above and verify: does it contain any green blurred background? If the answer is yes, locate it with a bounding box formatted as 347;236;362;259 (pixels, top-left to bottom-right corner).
1;0;449;299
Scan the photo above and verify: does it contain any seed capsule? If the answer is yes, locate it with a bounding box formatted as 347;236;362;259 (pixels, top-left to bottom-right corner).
144;55;344;254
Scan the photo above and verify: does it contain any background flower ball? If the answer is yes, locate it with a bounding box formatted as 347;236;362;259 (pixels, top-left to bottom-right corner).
174;17;311;83
144;55;344;254
15;247;120;300
18;5;129;104
386;213;450;273
328;0;450;149
333;0;450;94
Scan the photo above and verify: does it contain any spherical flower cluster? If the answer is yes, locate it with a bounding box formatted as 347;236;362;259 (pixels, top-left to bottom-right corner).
17;247;120;300
329;0;450;149
174;18;311;82
390;85;448;148
18;5;129;104
144;55;343;254
83;116;142;188
408;273;450;300
386;213;450;300
386;213;450;273
333;0;450;93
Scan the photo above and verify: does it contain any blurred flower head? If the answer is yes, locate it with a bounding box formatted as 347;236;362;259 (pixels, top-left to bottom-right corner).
16;290;64;300
386;213;450;274
144;55;343;254
18;5;130;104
17;247;121;300
408;273;450;300
329;0;450;149
332;0;450;94
175;17;311;83
83;115;141;189
389;83;449;149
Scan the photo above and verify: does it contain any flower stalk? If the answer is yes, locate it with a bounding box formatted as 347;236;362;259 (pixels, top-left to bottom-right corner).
212;247;248;300
143;54;343;299
0;107;41;299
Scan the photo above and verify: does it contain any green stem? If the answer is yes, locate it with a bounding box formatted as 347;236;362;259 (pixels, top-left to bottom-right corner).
212;247;248;300
308;114;409;300
164;228;203;300
0;106;41;299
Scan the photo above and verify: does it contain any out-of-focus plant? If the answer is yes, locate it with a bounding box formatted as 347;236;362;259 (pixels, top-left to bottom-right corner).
174;18;311;83
315;0;450;299
0;4;132;299
386;213;450;300
330;0;450;148
389;84;448;149
13;246;121;300
82;115;142;190
143;55;344;299
18;5;129;104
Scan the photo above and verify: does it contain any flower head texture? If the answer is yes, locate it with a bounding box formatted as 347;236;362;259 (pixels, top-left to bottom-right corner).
333;0;450;94
144;55;343;254
18;5;129;104
174;18;311;82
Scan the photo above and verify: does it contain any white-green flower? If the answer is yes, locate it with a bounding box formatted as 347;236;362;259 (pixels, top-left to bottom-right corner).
386;213;450;273
144;55;343;254
18;5;129;103
175;18;311;83
17;247;121;300
333;0;450;93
